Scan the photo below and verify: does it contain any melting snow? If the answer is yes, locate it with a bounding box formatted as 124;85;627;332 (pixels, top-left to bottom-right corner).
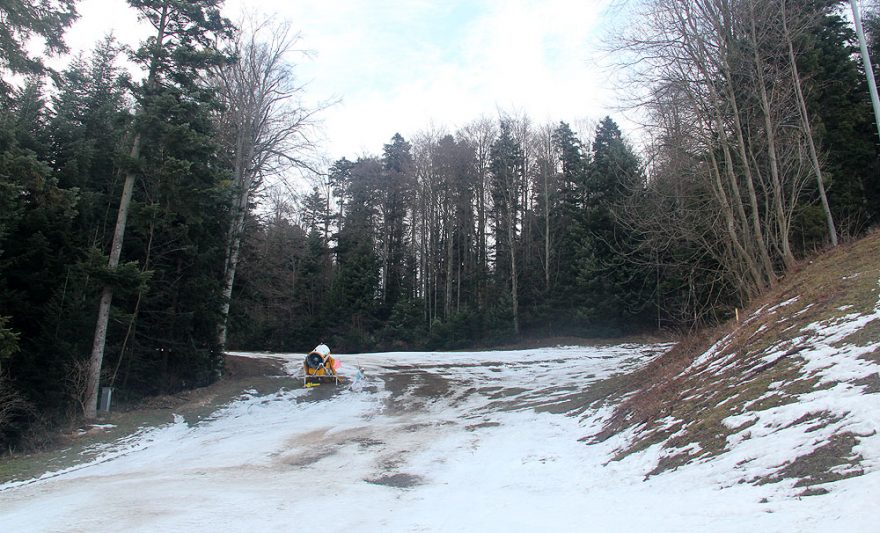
0;341;877;532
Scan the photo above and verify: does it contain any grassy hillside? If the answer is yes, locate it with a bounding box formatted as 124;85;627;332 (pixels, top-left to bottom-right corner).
592;230;880;495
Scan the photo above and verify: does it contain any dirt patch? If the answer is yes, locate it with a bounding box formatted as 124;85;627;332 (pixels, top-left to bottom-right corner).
224;354;287;378
839;319;880;349
283;448;339;468
295;382;346;404
383;367;454;397
590;331;714;443
533;372;640;417
0;354;297;485
466;421;501;431
852;374;880;394
286;428;333;447
757;433;864;488
364;473;425;489
380;368;455;413
479;386;529;401
351;437;384;448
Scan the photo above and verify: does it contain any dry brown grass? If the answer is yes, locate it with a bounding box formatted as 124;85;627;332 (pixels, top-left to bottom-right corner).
594;231;880;484
590;328;726;442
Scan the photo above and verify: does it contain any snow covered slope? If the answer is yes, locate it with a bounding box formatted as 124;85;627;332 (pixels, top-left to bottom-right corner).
596;232;880;520
0;339;876;531
0;238;878;531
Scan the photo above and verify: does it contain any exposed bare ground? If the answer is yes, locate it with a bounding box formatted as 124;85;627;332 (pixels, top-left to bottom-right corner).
595;231;880;489
0;355;298;485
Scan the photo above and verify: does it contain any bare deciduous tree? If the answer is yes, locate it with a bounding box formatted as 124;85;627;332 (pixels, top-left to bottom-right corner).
612;0;834;310
0;372;34;441
458;117;496;310
212;15;326;351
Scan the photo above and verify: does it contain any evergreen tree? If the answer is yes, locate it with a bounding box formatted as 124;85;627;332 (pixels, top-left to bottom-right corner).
549;121;588;315
325;157;381;349
797;0;880;234
379;133;414;311
50;37;129;230
489;120;523;335
0;79;83;415
578;117;652;331
0;0;78;96
83;0;233;417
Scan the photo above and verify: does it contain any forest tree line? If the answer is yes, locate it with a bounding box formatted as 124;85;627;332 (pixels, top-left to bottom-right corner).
0;0;878;449
230;0;880;351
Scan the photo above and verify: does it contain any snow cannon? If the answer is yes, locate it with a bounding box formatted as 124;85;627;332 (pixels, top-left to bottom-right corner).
303;350;340;385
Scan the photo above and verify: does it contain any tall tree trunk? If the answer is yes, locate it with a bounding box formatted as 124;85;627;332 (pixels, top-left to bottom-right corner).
445;201;453;319
750;1;795;269
507;209;520;336
84;2;168;419
215;17;319;349
456;228;462;313
782;0;837;247
380;199;390;304
714;111;763;287
709;144;764;298
720;48;776;286
544;161;551;292
421;184;430;325
216;182;249;350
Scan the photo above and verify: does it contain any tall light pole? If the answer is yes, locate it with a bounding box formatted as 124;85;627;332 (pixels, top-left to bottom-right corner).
851;0;880;142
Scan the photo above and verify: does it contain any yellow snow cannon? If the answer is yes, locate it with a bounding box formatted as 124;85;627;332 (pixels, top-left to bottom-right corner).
303;350;340;386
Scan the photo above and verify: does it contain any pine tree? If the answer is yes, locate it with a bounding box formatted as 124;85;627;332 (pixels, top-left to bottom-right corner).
84;0;233;418
489;120;523;335
578;117;652;331
0;0;78;96
379;133;414;311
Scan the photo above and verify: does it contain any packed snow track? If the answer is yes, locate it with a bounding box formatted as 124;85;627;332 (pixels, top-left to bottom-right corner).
0;345;875;532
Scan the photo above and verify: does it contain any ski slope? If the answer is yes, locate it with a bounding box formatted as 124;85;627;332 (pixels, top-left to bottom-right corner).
0;344;876;532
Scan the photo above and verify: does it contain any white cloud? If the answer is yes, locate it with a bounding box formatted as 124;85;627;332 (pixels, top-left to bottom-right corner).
50;0;150;67
231;0;626;157
49;0;633;160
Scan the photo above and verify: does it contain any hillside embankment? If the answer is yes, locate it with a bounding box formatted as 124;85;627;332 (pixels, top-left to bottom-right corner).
593;231;880;493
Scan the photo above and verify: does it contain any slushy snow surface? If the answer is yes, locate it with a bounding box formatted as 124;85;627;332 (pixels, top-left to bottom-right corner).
0;344;876;532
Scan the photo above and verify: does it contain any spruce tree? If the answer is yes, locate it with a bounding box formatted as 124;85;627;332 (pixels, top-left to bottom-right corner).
489;120;523;335
549;121;588;316
578;117;652;331
379;133;413;312
0;0;78;96
84;0;233;418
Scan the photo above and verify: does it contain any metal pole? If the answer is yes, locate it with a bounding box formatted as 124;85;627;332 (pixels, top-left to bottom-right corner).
851;0;880;142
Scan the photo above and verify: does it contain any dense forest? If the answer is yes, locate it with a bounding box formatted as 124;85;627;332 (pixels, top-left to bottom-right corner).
0;0;878;449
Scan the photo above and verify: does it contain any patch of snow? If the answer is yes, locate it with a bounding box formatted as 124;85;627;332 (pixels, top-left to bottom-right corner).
742;304;768;325
0;342;877;532
794;303;815;316
723;413;758;430
688;334;732;371
767;296;800;314
697;281;880;514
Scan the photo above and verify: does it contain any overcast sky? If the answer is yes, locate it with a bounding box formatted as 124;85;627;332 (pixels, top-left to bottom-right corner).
57;0;630;161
